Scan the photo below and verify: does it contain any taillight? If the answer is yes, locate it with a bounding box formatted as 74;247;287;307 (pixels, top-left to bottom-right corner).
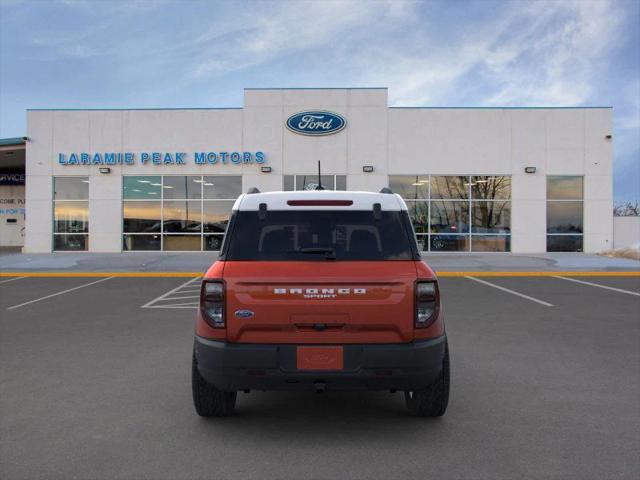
415;280;439;328
200;280;225;328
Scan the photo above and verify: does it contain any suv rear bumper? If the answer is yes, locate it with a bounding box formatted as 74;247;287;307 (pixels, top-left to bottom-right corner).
194;335;447;392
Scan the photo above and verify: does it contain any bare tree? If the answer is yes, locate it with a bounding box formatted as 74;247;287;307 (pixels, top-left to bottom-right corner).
613;202;639;217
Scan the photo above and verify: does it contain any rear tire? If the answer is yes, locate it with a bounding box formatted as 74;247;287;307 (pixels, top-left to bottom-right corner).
192;353;237;417
405;342;450;417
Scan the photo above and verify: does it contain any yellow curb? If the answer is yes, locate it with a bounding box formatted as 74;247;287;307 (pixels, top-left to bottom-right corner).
0;272;203;278
0;271;639;278
436;271;640;277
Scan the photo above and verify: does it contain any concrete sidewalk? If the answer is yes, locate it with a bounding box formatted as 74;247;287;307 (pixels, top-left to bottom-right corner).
0;251;638;273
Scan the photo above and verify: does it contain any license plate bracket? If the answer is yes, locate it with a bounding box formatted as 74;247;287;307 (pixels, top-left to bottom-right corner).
296;346;344;371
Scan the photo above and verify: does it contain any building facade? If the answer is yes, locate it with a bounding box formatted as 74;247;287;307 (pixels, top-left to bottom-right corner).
24;88;613;253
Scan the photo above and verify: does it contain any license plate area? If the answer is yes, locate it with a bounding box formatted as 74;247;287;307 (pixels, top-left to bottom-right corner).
296;346;344;371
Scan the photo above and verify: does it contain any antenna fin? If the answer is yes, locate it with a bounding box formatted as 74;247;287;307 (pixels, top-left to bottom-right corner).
316;160;324;190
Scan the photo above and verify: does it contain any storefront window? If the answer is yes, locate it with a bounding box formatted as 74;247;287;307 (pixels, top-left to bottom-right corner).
54;176;89;200
405;201;429;233
283;175;347;191
471;201;511;233
430;201;469;234
430;234;470;252
203;201;234;233
122;175;240;251
54;234;88;251
389;176;429;199
163;235;202;251
162;200;202;233
547;176;583;252
123;201;161;232
122;234;161;251
471;176;511;200
54;201;89;233
546;202;583;233
546;235;583;252
547;176;583;200
471;235;511;252
123;176;161;199
430;176;469;199
162;176;202;200
53;177;89;251
388;175;511;252
203;176;242;199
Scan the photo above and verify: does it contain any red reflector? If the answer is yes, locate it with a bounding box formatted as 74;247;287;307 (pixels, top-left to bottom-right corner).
287;200;353;206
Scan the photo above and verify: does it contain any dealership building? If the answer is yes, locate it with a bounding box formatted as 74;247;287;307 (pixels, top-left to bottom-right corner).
1;88;615;253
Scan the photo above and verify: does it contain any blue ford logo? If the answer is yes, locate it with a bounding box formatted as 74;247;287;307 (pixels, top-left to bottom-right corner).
286;111;346;136
234;310;254;318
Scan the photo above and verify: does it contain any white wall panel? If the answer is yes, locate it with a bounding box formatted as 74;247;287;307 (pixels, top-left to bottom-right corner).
52;111;91;176
511;174;546;201
24;197;52;253
283;89;348;107
243;107;283;174
346;174;388;192
242;174;283;193
347;107;387;175
613;217;640;249
389;109;510;174
511;110;547;175
511;199;546;252
26;110;54;176
584;175;613;201
584;199;613;237
89;197;121;252
546;109;585;174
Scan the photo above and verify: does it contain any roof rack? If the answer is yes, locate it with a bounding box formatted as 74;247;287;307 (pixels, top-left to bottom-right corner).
246;187;261;194
379;187;393;194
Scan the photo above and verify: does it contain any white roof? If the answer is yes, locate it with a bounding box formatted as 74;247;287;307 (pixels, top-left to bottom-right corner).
234;190;408;211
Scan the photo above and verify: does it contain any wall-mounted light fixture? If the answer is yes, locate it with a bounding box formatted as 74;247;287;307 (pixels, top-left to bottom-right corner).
99;167;111;174
260;166;272;173
605;134;612;139
524;167;537;174
362;165;374;173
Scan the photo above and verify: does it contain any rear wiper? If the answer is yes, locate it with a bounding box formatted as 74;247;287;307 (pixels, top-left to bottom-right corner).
289;247;336;259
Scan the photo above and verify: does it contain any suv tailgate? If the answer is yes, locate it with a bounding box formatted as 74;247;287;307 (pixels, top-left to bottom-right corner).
223;261;417;344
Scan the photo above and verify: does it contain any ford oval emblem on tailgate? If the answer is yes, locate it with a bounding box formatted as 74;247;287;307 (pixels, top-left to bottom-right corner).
286;111;346;136
235;310;254;318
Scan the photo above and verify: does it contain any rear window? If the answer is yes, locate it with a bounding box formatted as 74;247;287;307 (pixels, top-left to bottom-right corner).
225;210;416;261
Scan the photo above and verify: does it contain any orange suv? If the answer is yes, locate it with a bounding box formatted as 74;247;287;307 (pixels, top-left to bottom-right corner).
192;188;449;417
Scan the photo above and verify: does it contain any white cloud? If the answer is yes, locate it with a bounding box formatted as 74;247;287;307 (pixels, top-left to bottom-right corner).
330;0;625;107
190;0;415;78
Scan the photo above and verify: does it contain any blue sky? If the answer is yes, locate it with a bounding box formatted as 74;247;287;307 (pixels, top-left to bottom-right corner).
0;0;638;203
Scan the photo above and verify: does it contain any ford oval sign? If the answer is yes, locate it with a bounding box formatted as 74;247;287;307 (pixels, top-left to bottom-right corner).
286;111;346;136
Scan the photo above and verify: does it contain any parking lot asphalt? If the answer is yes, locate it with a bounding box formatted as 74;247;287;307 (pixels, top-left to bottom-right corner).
1;275;639;480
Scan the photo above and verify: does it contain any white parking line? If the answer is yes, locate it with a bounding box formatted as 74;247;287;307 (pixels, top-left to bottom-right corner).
554;276;640;297
0;276;27;285
465;276;554;307
141;277;201;309
156;295;200;301
7;277;114;310
144;303;199;309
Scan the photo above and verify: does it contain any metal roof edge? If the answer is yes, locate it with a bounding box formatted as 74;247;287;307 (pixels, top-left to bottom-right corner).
27;107;243;111
389;106;613;109
0;137;26;146
244;87;389;90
